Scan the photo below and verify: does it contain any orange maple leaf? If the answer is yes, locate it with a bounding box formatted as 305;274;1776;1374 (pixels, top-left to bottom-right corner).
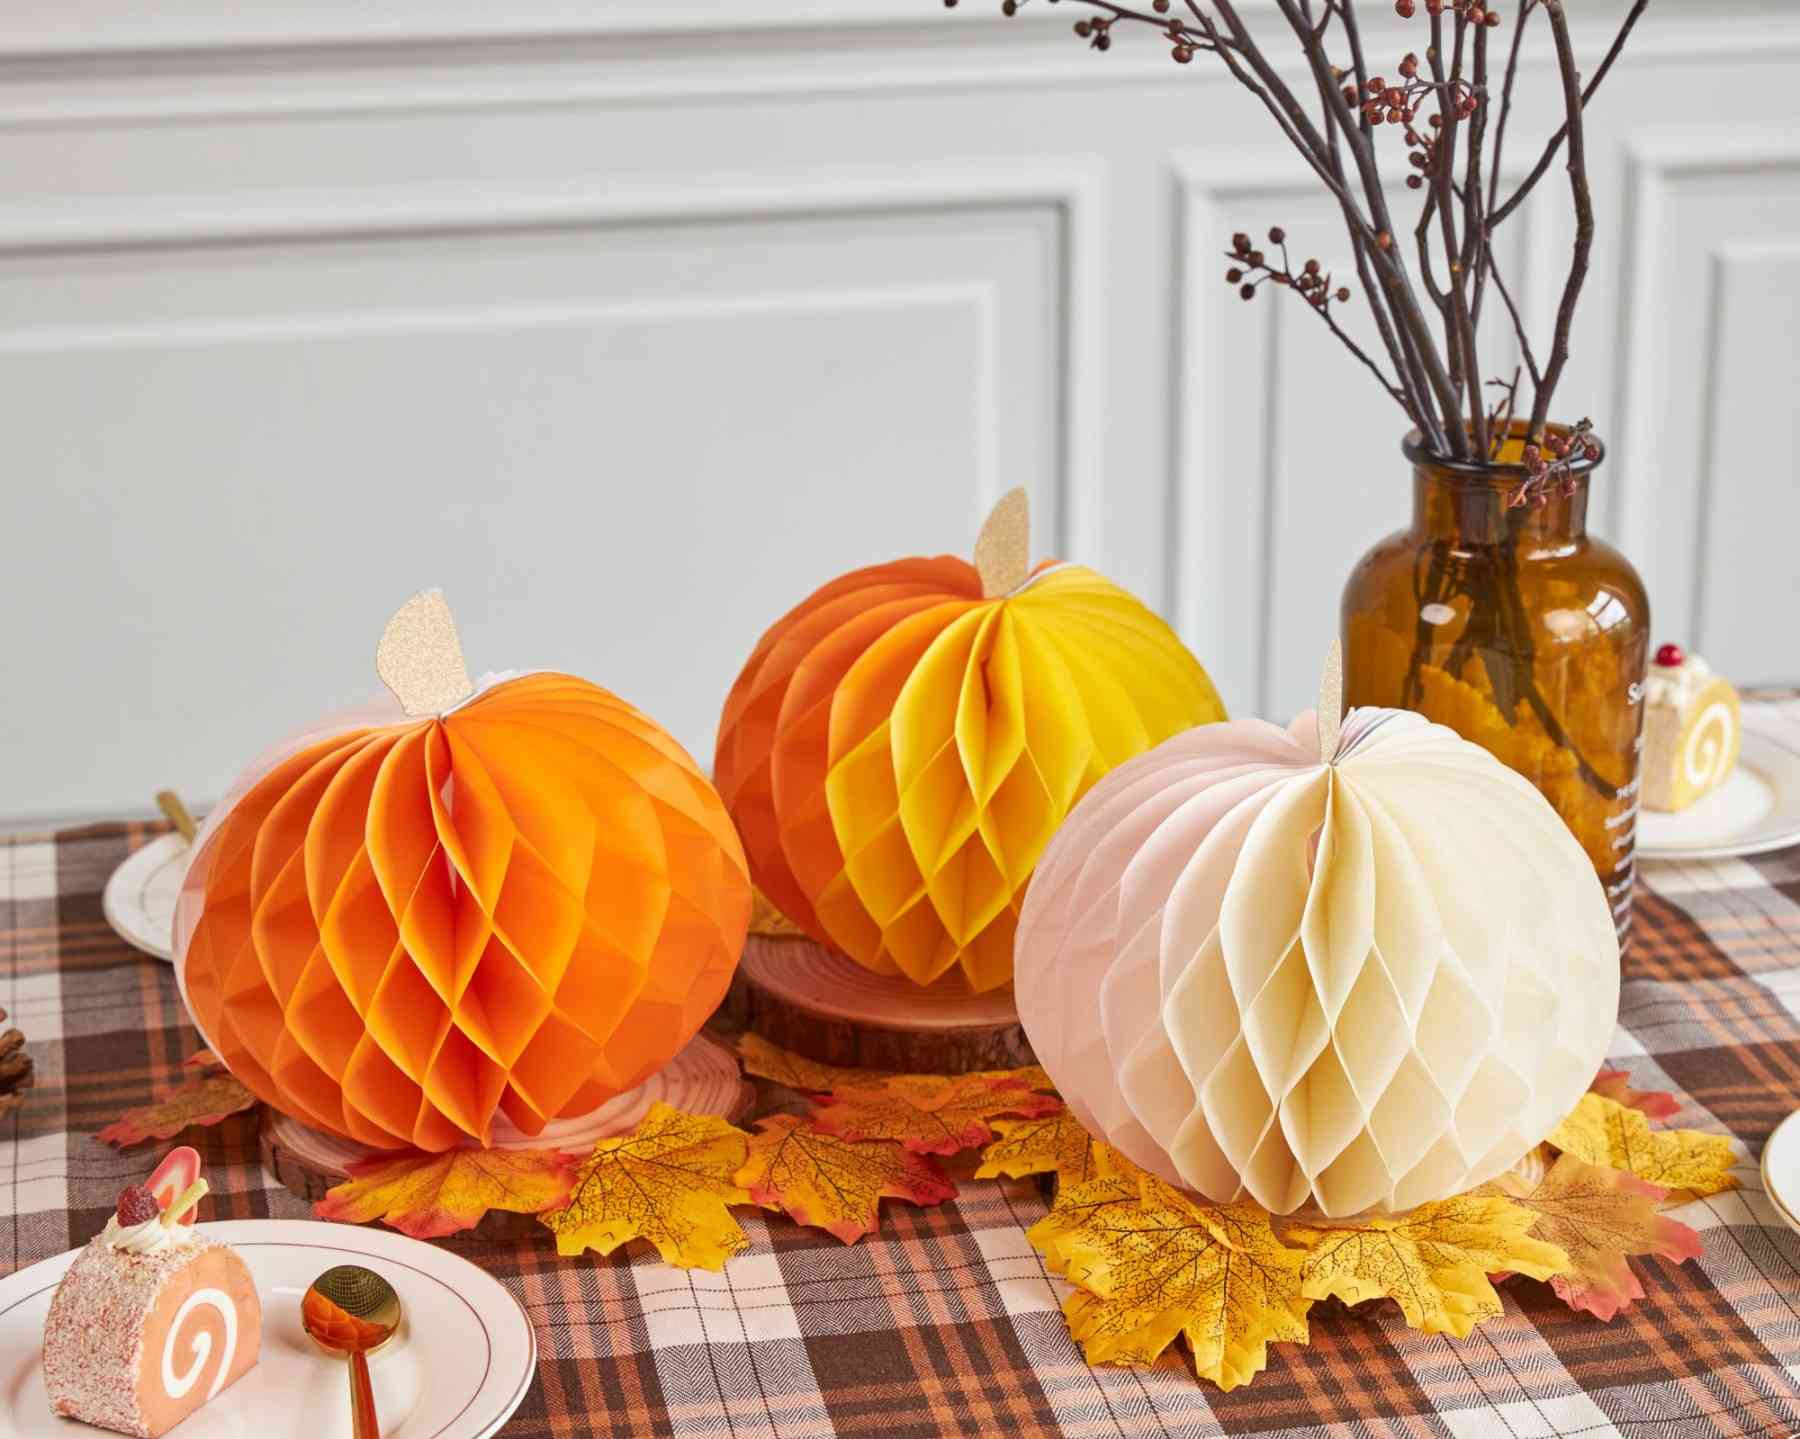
1590;1068;1681;1121
183;1049;227;1074
738;1114;956;1242
1494;1152;1705;1321
811;1072;1062;1155
97;1073;258;1147
315;1147;578;1239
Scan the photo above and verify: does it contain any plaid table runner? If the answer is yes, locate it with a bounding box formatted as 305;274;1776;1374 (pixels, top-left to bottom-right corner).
7;698;1800;1438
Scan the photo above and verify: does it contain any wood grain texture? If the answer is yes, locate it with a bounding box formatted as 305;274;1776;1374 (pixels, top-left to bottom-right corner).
723;933;1036;1074
262;1030;751;1238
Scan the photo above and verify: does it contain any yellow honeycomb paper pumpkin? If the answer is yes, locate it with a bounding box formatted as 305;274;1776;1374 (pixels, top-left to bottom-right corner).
715;490;1227;992
174;593;751;1152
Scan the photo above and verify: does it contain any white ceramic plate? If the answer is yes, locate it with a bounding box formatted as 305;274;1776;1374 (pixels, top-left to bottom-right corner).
102;832;190;963
1638;725;1800;863
1761;1110;1800;1237
0;1220;536;1439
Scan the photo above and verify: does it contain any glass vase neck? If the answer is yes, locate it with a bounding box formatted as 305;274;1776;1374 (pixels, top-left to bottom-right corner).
1404;425;1600;551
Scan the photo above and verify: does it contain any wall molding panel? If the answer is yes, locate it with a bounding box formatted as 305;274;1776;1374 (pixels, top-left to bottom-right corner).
2;0;1796;818
1609;128;1800;681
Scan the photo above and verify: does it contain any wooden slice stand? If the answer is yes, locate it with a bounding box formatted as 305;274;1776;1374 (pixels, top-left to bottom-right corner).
723;932;1035;1074
260;1029;751;1240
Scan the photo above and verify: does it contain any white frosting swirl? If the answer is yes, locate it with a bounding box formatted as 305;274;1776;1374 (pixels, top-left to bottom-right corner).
102;1214;200;1255
1684;701;1736;789
1645;652;1713;709
163;1288;237;1402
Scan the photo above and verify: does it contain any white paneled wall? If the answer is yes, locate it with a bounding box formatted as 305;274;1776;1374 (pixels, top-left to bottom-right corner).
2;0;1796;821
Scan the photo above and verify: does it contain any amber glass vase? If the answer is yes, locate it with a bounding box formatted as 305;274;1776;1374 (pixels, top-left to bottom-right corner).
1341;425;1649;942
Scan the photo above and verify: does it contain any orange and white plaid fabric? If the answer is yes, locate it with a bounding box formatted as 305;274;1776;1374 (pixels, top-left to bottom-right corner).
7;696;1800;1438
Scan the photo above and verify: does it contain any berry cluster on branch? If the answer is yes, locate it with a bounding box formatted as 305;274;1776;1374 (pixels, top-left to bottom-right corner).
944;0;1652;468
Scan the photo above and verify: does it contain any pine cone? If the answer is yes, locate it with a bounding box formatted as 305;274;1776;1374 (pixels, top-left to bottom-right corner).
0;1006;34;1120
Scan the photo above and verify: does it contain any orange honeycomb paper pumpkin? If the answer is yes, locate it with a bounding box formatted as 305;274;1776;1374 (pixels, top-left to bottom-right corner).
715;490;1226;993
174;592;750;1152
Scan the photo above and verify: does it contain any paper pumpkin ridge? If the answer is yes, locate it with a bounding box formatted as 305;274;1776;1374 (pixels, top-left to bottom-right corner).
716;500;1227;993
176;602;751;1154
1015;685;1621;1218
375;589;475;717
724;931;1037;1075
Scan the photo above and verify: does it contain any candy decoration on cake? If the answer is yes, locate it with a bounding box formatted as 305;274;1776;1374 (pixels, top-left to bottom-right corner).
175;591;751;1151
715;489;1226;992
1641;643;1741;813
1014;646;1620;1218
43;1156;261;1437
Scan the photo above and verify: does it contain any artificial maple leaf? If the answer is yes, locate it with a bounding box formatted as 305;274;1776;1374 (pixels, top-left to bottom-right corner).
183;1049;226;1074
735;1033;890;1093
1494;1152;1705;1320
811;1071;1062;1155
1591;1068;1681;1121
96;1073;257;1147
540;1103;753;1270
1030;1172;1309;1390
1548;1092;1738;1197
975;1110;1118;1190
749;887;808;937
1289;1195;1568;1338
737;1114;956;1242
314;1147;577;1239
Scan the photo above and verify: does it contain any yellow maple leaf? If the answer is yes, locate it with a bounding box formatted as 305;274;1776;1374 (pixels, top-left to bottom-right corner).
812;1071;1062;1155
539;1103;753;1270
1494;1152;1706;1320
1288;1195;1569;1338
735;1033;890;1093
314;1148;577;1239
1548;1092;1739;1197
749;886;808;937
96;1073;257;1147
737;1114;957;1242
1029;1172;1309;1390
975;1110;1121;1191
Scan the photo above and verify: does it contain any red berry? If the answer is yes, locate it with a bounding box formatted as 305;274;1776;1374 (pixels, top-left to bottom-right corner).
117;1184;160;1226
1655;643;1686;669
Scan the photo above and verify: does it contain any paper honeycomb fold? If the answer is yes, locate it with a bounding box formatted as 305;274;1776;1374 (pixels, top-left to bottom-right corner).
1015;707;1620;1217
175;672;751;1152
715;558;1226;992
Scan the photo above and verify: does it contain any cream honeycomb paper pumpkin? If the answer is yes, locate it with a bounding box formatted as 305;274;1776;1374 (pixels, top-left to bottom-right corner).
1014;655;1620;1218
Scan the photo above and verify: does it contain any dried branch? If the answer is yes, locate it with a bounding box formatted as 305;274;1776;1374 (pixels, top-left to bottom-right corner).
950;0;1643;462
1527;0;1594;438
1490;0;1649;228
1484;240;1544;388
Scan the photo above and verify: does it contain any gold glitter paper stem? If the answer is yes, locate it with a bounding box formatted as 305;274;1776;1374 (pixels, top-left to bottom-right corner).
376;589;476;718
974;488;1032;599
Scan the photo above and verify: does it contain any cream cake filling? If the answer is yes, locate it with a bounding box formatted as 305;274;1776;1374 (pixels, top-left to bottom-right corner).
102;1214;201;1256
1645;653;1713;709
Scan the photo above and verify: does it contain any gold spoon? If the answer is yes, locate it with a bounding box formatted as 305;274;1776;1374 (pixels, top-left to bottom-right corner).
154;790;198;843
302;1265;402;1439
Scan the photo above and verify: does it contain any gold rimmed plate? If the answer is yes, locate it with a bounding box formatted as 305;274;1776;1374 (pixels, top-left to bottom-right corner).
0;1220;535;1439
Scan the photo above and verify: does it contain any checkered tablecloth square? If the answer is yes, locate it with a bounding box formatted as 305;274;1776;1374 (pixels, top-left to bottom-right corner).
7;698;1800;1437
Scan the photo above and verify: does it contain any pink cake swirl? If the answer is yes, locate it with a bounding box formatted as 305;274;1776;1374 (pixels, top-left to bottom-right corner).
42;1157;261;1437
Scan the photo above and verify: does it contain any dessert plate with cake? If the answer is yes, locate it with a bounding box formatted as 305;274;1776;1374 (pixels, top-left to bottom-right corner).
0;1150;535;1438
1636;644;1800;862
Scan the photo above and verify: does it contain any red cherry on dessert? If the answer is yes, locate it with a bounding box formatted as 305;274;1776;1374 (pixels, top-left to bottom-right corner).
115;1183;160;1226
1655;643;1686;668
